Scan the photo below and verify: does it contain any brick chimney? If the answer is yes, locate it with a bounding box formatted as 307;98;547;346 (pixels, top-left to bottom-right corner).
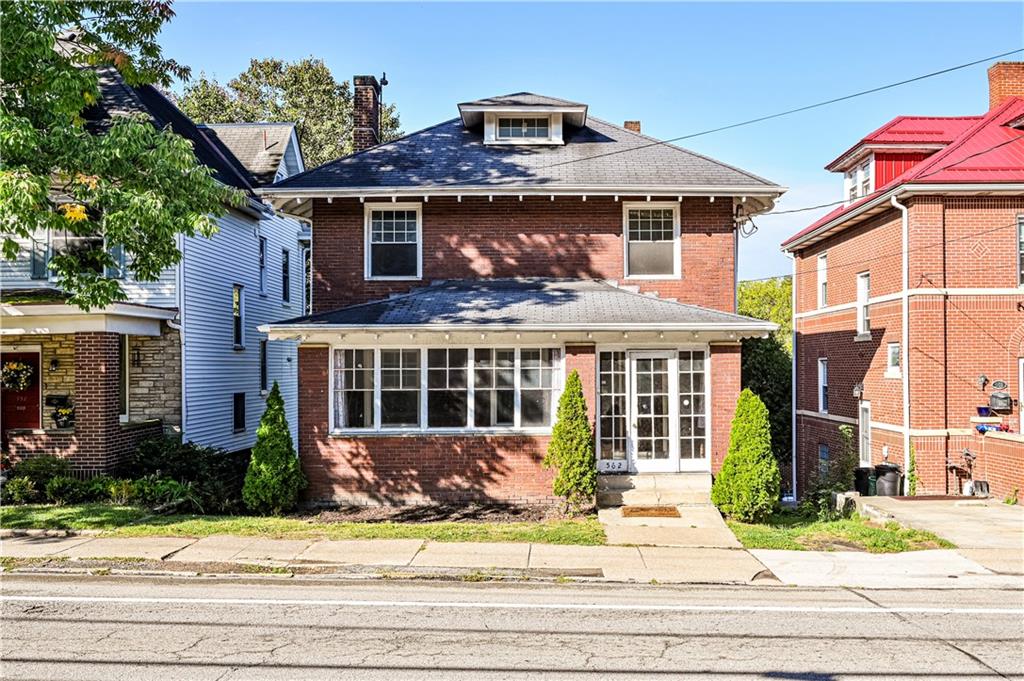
988;62;1024;110
624;120;641;133
353;75;381;151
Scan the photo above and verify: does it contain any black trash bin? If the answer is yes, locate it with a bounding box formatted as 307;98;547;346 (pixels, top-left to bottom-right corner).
854;467;872;496
875;463;902;496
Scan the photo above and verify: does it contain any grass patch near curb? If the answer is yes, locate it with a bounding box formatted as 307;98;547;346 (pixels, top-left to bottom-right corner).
727;511;954;553
1;504;605;546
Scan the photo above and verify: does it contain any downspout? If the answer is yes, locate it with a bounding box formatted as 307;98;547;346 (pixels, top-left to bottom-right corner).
891;195;911;494
789;252;798;501
169;233;187;441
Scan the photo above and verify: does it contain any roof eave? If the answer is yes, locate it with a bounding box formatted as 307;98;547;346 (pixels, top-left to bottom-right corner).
259;320;778;335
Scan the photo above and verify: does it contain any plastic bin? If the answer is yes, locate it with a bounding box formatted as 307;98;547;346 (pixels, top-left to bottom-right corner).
854;467;872;496
867;475;877;497
875;463;902;496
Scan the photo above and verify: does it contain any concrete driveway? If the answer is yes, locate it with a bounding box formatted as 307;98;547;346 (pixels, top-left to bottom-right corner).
858;496;1024;575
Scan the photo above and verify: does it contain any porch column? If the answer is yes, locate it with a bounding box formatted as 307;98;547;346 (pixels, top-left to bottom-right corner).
74;331;122;473
564;344;597;426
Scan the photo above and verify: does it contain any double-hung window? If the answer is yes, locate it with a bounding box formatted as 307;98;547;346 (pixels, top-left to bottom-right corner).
856;272;871;337
333;348;560;432
624;203;680;278
365;204;421;279
231;285;244;348
817;253;828;308
818;443;830;480
818;358;829;413
860;161;872;197
281;248;291;302
258;237;267;293
886;342;901;378
497;117;549;140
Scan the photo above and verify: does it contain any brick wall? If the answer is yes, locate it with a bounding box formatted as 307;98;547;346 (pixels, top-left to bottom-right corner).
311;196;738;314
710;343;741;474
989;62;1024;110
352;75;380;151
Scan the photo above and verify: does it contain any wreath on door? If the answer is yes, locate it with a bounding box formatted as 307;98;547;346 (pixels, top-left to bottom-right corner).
1;361;35;392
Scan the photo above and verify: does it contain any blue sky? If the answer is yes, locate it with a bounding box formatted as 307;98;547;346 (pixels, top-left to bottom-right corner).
160;1;1022;280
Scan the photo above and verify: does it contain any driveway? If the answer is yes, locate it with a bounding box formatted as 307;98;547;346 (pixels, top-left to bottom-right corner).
858;496;1024;575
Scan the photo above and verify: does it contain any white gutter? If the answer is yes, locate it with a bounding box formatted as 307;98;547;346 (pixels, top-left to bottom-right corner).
259;321;778;335
789;252;798;501
891;195;911;494
259;185;786;200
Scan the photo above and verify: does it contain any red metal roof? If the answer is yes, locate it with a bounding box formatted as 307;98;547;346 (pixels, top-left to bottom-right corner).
825;115;981;170
782;98;1024;250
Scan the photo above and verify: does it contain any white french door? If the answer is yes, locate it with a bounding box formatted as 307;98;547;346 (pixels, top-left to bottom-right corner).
630;351;677;473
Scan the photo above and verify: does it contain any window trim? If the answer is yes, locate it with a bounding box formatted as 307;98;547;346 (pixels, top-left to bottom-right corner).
281;247;291;303
232;284;245;349
818;442;830;480
817;253;828;308
259;339;269;395
495;115;552;141
363;202;423;281
858;400;872;466
43;229;126;282
258;236;267;293
329;345;563;435
885;342;901;379
817;357;829;414
855;271;871;338
622;201;682;280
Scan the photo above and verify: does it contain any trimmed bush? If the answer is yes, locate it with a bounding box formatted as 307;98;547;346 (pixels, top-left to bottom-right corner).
44;475;83;506
543;369;597;513
12;455;70;490
3;476;38;504
242;382;306;515
711;389;781;522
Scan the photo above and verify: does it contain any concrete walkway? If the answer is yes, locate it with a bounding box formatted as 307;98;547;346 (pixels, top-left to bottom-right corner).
4;533;1021;588
857;496;1024;575
598;504;741;548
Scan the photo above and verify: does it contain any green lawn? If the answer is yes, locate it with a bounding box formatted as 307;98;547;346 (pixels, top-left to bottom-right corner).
727;511;954;553
0;504;605;546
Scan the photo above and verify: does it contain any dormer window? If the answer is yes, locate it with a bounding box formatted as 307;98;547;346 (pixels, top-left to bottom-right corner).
497;117;550;140
844;156;874;204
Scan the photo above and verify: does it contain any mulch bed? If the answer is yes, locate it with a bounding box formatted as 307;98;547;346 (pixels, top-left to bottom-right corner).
305;503;577;524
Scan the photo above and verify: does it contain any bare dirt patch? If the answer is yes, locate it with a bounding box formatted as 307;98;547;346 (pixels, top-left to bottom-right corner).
306;503;575;525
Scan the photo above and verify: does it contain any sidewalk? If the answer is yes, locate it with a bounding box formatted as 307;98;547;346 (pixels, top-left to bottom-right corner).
3;533;1021;589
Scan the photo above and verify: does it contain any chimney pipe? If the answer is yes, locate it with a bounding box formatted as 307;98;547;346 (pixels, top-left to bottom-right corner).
988;62;1024;110
624;120;641;133
353;75;382;151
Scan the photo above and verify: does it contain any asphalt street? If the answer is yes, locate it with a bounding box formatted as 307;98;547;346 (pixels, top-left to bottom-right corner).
2;574;1022;680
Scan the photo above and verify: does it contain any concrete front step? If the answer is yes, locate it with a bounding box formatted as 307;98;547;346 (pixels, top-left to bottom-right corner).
597;473;711;507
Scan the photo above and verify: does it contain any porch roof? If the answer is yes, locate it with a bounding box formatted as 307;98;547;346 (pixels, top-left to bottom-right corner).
1;291;176;337
264;279;777;334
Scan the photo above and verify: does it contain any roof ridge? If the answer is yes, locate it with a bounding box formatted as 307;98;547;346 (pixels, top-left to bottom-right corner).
587;116;779;187
202;121;297;127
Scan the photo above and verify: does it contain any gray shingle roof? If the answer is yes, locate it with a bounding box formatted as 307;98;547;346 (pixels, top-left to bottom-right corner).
458;93;586;108
270;278;776;331
270;116;780;191
201;123;296;186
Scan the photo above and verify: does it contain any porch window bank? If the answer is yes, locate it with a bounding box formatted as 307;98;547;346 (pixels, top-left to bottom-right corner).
332;347;562;432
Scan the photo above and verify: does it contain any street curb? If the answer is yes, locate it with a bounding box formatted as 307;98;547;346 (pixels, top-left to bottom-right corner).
0;528;102;538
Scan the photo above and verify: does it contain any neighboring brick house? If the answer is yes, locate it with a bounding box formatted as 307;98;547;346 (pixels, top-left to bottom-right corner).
0;68;307;473
782;63;1024;500
260;77;784;505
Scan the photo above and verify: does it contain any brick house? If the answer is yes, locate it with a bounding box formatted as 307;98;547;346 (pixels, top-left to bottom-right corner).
260;78;784;505
0;68;307;473
782;63;1024;499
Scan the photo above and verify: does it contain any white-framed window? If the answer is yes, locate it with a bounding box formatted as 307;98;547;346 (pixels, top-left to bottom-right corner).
332;347;562;432
818;443;830;480
597;351;628;463
258;236;267;293
845;169;858;203
364;203;421;280
817;358;829;413
497;116;550;140
118;334;130;422
844;158;874;204
885;342;901;378
232;284;244;349
1017;215;1023;286
623;202;681;279
281;248;291;303
860;161;872;197
817;253;828;308
856;272;871;337
44;230;126;280
678;350;707;462
858;400;872;466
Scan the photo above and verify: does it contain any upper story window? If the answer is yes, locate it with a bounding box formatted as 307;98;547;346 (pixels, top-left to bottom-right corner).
40;230;125;280
844;157;874;204
623;203;680;279
856;272;871;337
817;253;828;308
365;203;421;280
281;248;291;303
817;358;829;413
258;236;267;293
885;342;901;379
497;117;550;140
232;284;244;349
1018;215;1023;286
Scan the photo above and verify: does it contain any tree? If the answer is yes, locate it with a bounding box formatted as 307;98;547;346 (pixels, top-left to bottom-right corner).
543;370;597;513
738;276;792;351
738;275;792;474
179;59;403;168
242;382;306;515
0;1;241;310
710;389;781;522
